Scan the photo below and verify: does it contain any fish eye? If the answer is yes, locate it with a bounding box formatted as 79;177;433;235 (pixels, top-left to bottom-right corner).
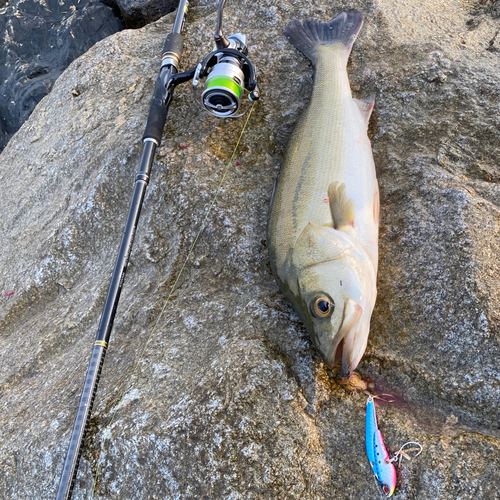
310;295;334;318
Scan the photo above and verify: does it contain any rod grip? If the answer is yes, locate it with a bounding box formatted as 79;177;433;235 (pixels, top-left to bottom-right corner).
142;71;174;144
56;344;107;500
142;31;185;144
162;32;184;68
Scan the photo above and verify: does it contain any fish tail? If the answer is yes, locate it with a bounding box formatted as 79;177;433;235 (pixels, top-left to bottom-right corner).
283;10;364;64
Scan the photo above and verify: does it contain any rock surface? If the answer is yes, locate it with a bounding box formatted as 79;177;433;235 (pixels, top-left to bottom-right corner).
0;0;124;152
102;0;179;29
0;0;180;153
0;1;500;499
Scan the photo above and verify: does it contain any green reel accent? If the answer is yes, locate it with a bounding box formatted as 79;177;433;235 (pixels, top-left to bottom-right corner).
206;76;243;97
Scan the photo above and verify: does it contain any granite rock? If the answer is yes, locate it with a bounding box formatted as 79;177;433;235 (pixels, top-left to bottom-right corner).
0;1;499;499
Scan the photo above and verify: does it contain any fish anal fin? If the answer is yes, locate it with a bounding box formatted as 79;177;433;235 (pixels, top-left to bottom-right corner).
327;182;355;230
353;96;375;124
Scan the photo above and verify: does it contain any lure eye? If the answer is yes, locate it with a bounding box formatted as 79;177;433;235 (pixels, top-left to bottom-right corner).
310;295;334;318
382;485;391;496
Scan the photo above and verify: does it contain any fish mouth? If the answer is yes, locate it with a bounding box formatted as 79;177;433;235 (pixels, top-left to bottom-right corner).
333;337;345;367
339;311;370;378
326;298;365;377
335;333;358;378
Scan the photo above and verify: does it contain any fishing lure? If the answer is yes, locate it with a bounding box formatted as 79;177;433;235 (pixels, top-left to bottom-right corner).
365;395;397;496
365;395;423;497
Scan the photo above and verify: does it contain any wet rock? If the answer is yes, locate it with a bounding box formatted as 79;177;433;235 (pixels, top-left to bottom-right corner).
0;0;124;152
102;0;179;28
0;1;500;499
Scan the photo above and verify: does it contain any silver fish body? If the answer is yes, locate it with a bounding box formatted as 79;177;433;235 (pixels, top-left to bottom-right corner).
268;11;379;377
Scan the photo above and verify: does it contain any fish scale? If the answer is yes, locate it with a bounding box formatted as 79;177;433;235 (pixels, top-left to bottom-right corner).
299;50;351;229
281;49;351;248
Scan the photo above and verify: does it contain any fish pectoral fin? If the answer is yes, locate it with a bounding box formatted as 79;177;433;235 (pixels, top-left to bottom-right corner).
353;96;375;125
327;182;356;231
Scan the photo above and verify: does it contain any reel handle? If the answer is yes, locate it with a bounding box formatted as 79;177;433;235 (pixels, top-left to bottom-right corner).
249;84;260;101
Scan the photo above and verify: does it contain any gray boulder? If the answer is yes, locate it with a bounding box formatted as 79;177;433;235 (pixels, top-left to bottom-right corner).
1;1;499;499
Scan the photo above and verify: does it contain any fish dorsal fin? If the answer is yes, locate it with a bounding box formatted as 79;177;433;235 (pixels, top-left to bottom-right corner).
353;96;375;124
327;182;355;231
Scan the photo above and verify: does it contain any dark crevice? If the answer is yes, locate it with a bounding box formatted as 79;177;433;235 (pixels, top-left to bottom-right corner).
101;0;179;29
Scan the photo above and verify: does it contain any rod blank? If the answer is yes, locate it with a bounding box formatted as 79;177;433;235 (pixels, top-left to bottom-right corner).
56;1;189;497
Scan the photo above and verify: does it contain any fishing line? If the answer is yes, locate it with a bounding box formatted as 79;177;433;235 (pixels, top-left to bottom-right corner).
90;103;255;498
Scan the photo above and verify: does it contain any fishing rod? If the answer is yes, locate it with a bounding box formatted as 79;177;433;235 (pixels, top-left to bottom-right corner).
56;1;259;498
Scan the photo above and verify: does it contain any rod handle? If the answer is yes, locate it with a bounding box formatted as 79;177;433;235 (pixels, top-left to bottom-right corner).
142;70;175;144
162;32;184;69
143;30;185;144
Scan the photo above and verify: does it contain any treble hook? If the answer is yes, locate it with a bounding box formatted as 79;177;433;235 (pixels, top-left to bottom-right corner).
371;393;396;404
390;441;424;468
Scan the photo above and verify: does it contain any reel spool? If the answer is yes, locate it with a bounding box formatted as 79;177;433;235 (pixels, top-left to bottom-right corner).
193;2;260;118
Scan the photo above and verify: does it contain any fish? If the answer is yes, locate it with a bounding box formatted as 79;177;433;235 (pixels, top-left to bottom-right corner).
268;10;379;377
365;396;397;497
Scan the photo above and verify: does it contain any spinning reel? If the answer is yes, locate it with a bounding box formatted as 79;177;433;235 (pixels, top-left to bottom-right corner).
193;0;260;117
